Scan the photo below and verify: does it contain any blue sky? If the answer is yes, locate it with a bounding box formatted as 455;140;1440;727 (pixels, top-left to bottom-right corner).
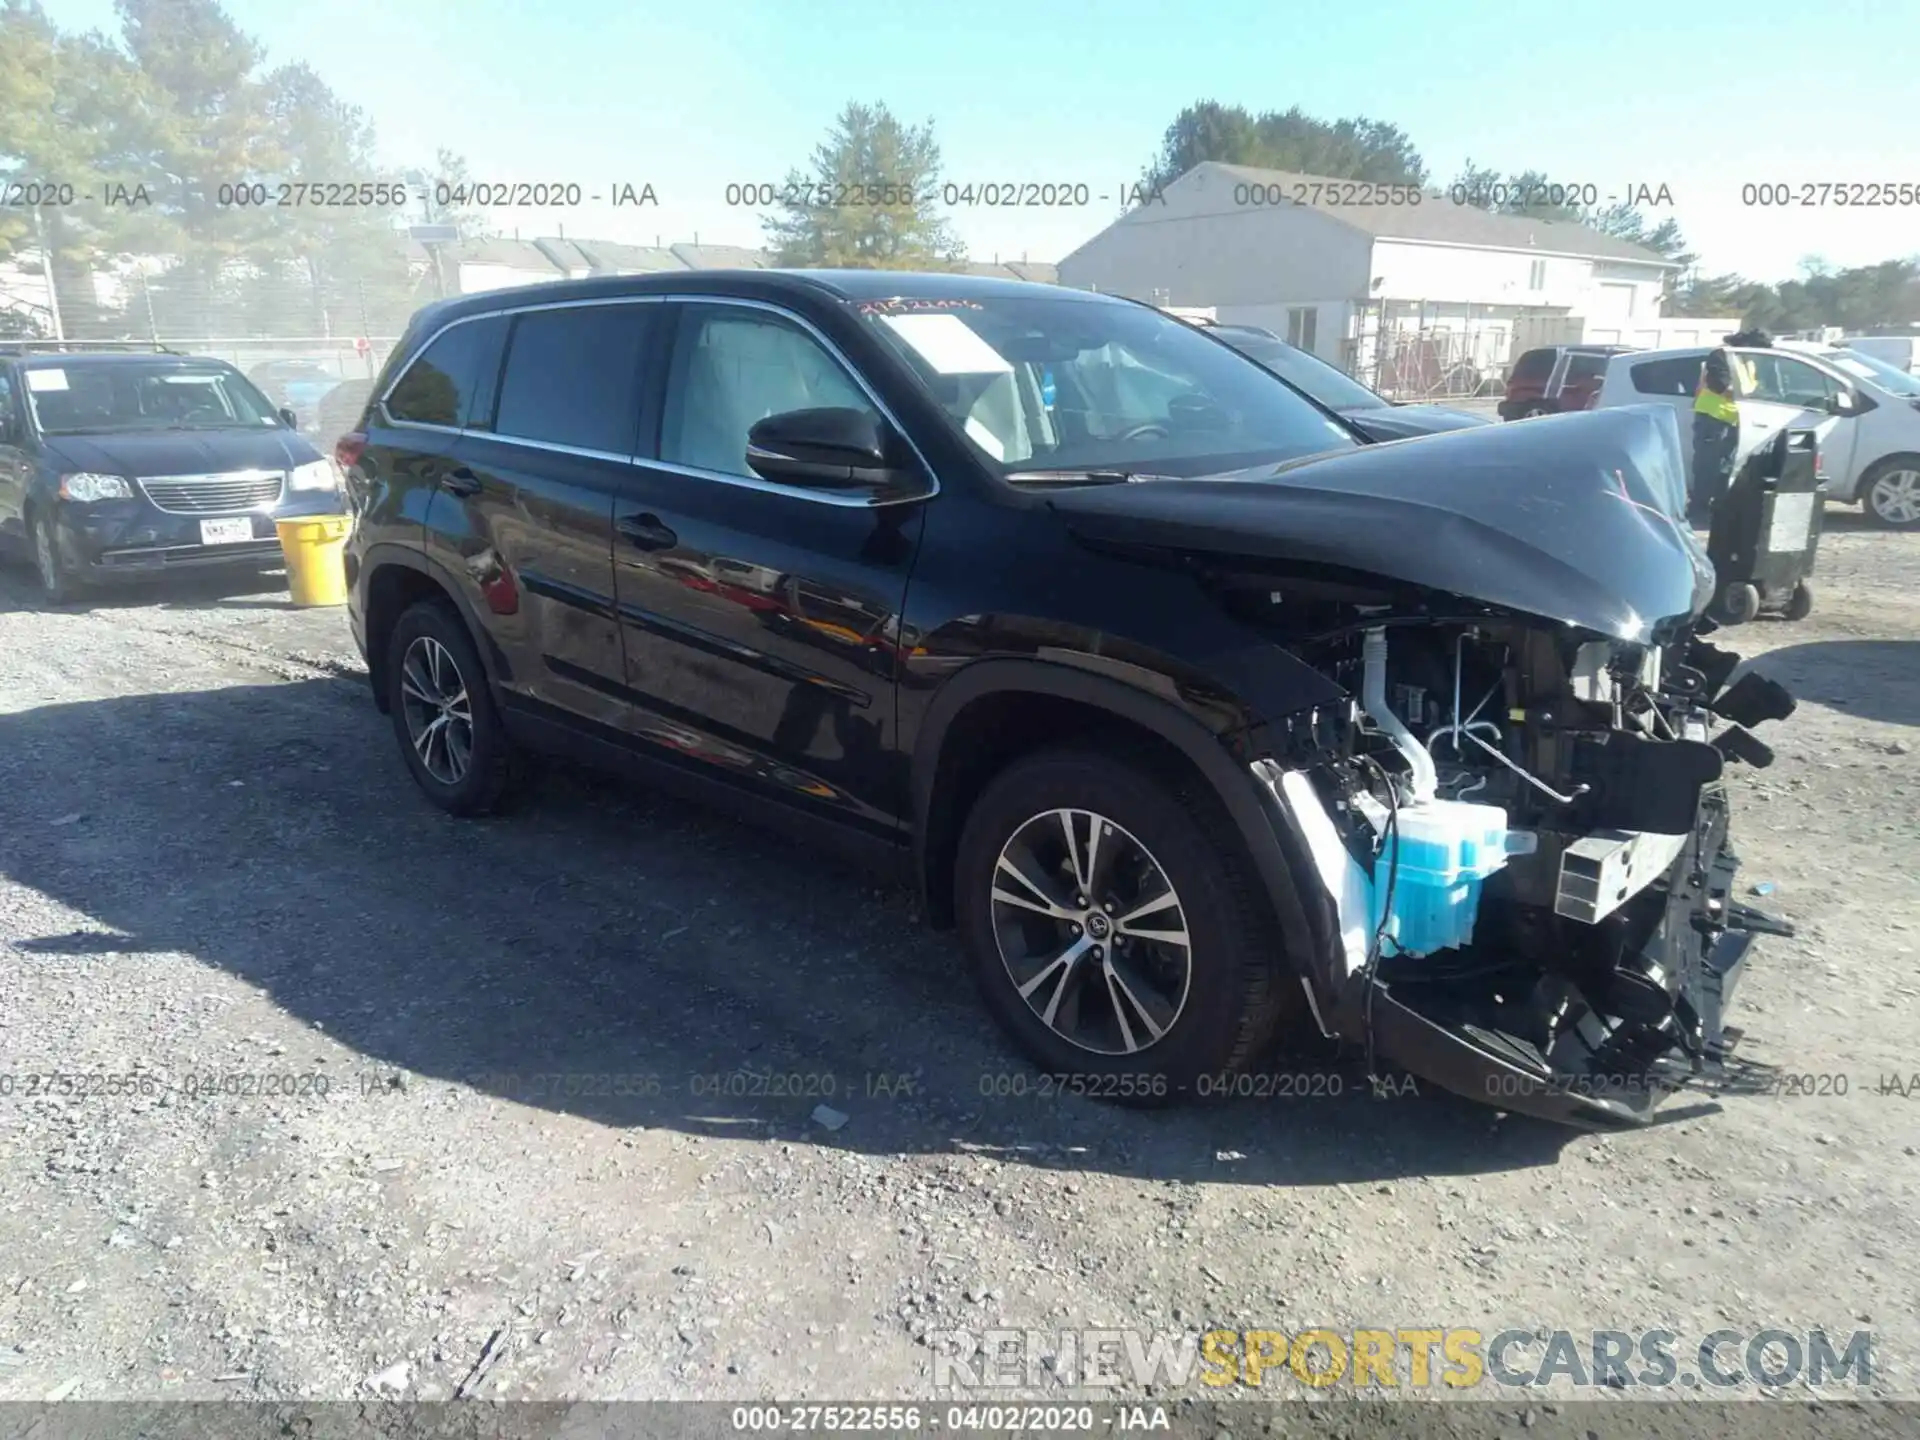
46;0;1920;281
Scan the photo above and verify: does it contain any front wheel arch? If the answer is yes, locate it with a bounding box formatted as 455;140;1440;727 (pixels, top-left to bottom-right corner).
910;658;1330;991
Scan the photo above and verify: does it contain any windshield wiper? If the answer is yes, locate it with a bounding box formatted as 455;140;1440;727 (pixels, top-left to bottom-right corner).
1004;468;1163;487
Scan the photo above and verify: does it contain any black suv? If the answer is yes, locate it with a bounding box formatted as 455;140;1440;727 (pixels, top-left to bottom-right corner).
342;271;1795;1129
0;345;344;601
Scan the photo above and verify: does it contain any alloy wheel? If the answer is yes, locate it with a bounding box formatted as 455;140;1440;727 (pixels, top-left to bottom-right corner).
988;807;1192;1055
399;635;474;786
1868;468;1920;526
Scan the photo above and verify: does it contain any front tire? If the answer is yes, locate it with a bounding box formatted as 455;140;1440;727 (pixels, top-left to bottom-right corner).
1716;582;1762;625
1859;458;1920;530
385;598;521;815
955;747;1292;1105
28;513;81;605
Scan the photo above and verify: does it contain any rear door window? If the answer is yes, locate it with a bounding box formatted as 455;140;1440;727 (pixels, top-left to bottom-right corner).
1629;356;1704;397
385;320;492;428
491;303;652;455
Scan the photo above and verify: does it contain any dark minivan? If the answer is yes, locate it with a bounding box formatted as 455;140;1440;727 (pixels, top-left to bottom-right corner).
0;345;344;601
339;270;1792;1130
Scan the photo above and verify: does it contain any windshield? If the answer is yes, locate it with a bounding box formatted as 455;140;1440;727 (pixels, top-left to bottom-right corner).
857;295;1359;478
22;362;283;435
1211;331;1388;411
1827;348;1920;397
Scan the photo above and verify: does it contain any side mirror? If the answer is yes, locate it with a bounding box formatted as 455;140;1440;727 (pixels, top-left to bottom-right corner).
745;407;919;492
1824;391;1854;415
278;406;299;428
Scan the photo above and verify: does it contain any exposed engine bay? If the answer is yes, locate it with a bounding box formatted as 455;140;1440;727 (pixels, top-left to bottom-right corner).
1044;406;1800;1127
1250;604;1799;1128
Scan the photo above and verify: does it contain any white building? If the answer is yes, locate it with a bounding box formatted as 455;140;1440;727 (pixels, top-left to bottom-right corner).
1058;163;1694;394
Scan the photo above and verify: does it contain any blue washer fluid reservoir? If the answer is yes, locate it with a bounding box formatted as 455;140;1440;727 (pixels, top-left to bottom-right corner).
1370;799;1522;957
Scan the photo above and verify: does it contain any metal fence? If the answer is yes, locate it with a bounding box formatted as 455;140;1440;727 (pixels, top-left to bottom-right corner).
3;256;427;352
0;250;435;439
1353;321;1512;401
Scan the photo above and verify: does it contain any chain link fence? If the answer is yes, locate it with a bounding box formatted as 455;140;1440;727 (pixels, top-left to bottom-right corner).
1;250;438;439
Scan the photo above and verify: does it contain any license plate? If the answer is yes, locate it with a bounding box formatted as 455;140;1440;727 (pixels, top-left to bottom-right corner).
200;517;255;545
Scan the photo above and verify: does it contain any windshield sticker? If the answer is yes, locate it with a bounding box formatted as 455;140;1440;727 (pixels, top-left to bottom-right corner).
964;416;1007;460
160;374;222;384
880;313;1013;375
25;368;69;392
858;297;984;315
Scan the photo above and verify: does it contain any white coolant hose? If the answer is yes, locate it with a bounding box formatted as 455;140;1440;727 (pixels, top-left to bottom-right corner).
1361;627;1437;805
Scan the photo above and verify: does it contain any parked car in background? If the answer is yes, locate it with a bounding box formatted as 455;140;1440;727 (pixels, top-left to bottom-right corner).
315;377;376;446
1843;335;1919;375
247;359;340;432
1500;345;1636;420
0;344;344;601
338;268;1790;1130
1197;321;1492;440
1593;343;1920;528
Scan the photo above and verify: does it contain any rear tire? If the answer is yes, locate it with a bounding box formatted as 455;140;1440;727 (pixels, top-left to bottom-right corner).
1783;579;1814;622
1516;401;1552;421
385;598;521;816
954;746;1292;1106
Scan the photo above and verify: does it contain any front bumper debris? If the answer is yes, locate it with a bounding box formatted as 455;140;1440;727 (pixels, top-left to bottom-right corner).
1252;762;1794;1130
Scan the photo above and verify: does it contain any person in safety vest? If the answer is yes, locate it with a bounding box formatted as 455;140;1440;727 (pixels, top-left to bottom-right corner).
1691;334;1749;524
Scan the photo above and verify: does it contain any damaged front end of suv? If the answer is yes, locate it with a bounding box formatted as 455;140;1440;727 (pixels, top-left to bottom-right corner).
1055;407;1796;1128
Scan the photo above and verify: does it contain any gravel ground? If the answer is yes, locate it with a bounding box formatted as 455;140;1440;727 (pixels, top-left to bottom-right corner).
0;516;1916;1427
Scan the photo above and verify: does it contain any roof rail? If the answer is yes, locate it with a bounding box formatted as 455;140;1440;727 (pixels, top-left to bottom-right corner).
0;339;184;356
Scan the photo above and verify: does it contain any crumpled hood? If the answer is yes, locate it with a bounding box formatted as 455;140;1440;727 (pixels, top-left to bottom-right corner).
41;426;319;478
1048;406;1714;643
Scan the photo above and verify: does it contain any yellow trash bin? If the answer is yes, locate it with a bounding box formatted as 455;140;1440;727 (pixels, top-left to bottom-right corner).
275;515;353;607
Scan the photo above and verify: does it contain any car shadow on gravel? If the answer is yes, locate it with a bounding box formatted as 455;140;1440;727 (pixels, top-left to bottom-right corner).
0;678;1583;1191
1744;639;1920;727
0;565;289;615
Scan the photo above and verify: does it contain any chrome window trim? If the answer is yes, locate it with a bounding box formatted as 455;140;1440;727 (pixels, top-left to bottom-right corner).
643;457;922;509
375;291;939;508
457;431;633;466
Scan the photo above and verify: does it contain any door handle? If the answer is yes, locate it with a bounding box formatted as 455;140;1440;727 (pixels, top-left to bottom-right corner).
616;512;678;550
440;466;481;497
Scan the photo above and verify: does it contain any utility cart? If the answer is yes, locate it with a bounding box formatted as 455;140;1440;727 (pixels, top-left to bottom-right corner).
1706;426;1825;624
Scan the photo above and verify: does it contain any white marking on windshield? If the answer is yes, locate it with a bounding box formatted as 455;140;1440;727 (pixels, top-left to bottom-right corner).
880;313;1013;375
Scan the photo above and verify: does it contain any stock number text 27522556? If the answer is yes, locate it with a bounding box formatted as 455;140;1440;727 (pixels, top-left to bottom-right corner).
215;181;411;208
